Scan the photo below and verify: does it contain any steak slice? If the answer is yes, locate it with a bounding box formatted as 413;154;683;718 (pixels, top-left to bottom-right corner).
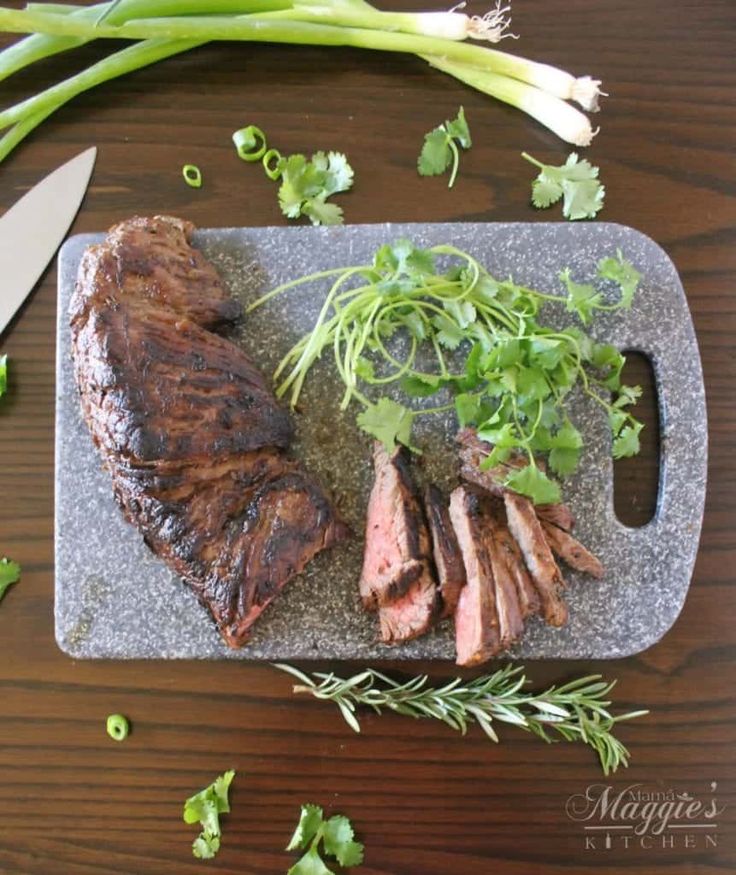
536;502;575;533
359;442;434;609
486;498;540;620
424;484;466;618
378;573;439;644
503;491;568;627
541;521;604;579
70;215;346;647
449;485;502;666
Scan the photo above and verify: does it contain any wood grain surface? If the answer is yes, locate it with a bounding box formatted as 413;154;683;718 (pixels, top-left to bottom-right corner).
1;1;735;872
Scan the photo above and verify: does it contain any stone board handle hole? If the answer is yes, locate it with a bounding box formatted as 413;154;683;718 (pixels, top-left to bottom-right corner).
614;351;660;528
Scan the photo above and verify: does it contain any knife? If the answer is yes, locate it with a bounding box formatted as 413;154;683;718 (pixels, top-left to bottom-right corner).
0;146;97;336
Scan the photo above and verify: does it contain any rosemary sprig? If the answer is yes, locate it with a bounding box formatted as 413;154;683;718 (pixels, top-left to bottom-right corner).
275;663;648;775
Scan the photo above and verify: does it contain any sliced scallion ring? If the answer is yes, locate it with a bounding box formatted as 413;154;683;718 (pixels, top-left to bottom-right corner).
262;148;283;181
106;713;130;741
232;124;267;162
182;163;202;188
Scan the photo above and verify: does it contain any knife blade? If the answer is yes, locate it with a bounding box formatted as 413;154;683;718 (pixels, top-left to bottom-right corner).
0;146;96;336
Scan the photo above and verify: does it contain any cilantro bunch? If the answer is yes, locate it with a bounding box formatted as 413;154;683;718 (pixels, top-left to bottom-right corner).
417;106;472;188
249;241;643;504
233;124;353;226
286;804;364;874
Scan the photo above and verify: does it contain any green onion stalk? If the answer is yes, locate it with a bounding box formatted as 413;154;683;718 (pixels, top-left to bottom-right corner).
0;0;603;162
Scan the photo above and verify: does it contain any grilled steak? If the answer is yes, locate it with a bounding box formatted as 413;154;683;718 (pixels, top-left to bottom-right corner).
70;215;346;647
541;521;604;579
424;484;466;618
536;502;575;533
449;485;502;666
378;573;439;644
503;491;568;627
359;442;434;610
486;498;540;620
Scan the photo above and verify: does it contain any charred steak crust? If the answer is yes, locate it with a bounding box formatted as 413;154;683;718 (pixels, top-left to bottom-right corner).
424;484;466;618
70;215;346;647
359;442;435;610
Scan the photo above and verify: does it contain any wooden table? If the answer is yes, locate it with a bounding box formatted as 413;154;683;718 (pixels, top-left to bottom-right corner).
1;2;734;872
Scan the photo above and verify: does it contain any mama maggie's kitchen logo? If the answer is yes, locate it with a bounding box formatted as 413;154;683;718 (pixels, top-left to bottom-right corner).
565;782;724;851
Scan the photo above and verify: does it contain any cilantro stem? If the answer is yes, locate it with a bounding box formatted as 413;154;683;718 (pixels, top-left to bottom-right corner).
446;136;461;189
432;334;449;378
520;150;546;171
414;401;456;416
247;266;371;312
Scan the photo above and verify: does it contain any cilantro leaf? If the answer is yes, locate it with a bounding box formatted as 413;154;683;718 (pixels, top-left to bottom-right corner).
443;299;476;329
322;816;363;867
559;268;603;325
417;128;451;176
0;557;20;603
529;337;564;370
401;373;443;398
455;393;482;427
561;177;605;222
354;357;375;381
183;769;235;860
523;152;605;221
477;421;517;449
287;806;364;875
597;249;640;308
317;151;354;195
303;197;344;227
531;176;562;209
0;354;7;397
260;143;352;225
614;384;642;408
418;107;471;187
504;464;561;505
287;804;324;852
444;105;471;149
431;313;464;350
548;446;581;476
357;398;415;452
288;846;335;875
613;421;643;459
402;310;427;341
193;834;220;860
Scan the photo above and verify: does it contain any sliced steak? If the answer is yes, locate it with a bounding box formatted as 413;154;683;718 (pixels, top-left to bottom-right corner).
536;502;575;533
541;521;604;579
70;215;347;647
503;491;568;627
378;572;439;644
449;485;502;666
486;499;540;619
359;442;434;609
424;484;466;618
482;497;525;649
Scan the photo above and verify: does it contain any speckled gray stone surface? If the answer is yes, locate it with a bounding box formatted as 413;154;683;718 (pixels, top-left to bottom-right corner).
55;222;707;661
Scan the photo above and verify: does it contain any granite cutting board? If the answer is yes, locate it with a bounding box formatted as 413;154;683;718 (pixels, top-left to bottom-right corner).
54;222;707;660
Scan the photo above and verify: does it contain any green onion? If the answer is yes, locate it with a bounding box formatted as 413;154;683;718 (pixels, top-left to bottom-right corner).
182;163;202;187
106;713;130;741
424;55;596;147
0;2;604;159
262;148;283;180
232;125;267;162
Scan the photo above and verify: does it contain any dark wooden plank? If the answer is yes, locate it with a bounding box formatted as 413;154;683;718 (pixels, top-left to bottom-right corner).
0;0;735;872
